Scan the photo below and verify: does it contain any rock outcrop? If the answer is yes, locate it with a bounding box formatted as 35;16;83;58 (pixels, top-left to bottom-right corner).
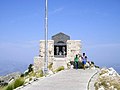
94;67;120;90
0;72;21;86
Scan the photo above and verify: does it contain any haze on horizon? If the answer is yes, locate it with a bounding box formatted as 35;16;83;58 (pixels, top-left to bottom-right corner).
0;0;120;73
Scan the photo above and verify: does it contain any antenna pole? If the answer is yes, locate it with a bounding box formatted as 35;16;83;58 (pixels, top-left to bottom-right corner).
44;0;48;74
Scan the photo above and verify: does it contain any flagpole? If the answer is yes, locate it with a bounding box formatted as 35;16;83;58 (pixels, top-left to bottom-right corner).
44;0;48;73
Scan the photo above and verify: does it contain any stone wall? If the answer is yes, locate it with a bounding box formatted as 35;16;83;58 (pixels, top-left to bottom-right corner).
34;40;82;72
34;57;44;72
39;40;54;57
34;40;54;72
67;40;82;61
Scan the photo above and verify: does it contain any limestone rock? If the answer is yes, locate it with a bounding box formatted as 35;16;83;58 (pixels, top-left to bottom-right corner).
94;67;120;90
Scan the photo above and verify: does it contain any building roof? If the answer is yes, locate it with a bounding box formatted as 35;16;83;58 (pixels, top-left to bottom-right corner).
52;32;70;44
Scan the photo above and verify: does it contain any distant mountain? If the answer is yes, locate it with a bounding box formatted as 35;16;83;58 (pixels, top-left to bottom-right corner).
0;60;29;76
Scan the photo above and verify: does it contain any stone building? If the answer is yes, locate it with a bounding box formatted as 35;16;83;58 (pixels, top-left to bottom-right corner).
34;32;82;72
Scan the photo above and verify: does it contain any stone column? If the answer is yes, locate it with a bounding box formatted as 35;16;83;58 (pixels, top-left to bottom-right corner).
34;40;54;72
67;40;82;62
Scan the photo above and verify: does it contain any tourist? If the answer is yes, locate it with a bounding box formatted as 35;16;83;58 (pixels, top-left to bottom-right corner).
78;54;82;62
82;56;87;70
82;53;86;59
74;54;79;70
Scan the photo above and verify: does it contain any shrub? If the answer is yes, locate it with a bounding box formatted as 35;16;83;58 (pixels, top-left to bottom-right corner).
55;66;64;73
48;63;53;70
91;61;94;65
36;70;43;78
29;78;32;81
6;84;13;90
5;77;24;90
28;64;33;73
24;71;29;77
14;77;24;89
20;73;24;77
28;71;35;77
95;65;100;68
0;86;7;90
38;70;43;77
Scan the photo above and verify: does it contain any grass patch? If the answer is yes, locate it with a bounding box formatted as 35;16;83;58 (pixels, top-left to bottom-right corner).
0;86;7;90
48;63;53;70
36;70;43;78
29;72;36;77
5;84;13;90
14;77;24;89
5;77;25;90
55;66;64;73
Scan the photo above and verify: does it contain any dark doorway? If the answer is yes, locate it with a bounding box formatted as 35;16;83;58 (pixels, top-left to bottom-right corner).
54;45;67;57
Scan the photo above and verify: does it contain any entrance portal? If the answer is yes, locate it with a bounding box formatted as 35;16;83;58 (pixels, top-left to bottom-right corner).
52;32;70;58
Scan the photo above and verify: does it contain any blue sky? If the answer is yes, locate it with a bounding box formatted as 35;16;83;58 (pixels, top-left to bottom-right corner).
0;0;120;69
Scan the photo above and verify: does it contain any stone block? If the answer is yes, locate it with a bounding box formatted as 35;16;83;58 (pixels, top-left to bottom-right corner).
67;40;82;61
34;57;44;72
52;58;67;70
39;40;54;57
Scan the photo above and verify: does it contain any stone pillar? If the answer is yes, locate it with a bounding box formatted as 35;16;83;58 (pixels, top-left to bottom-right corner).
34;40;54;72
67;40;82;62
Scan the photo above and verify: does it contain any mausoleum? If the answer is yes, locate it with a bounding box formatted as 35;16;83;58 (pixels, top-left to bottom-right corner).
34;32;82;71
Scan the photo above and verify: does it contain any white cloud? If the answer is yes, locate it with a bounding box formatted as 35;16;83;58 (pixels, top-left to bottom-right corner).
49;7;64;14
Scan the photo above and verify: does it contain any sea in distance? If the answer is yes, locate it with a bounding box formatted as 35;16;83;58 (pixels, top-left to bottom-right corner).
0;60;120;76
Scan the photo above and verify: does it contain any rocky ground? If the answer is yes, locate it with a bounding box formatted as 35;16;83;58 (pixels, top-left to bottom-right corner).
94;67;120;90
0;72;21;86
1;64;120;90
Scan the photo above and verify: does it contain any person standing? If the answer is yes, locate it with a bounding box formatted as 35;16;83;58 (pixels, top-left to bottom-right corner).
82;53;86;59
74;54;79;70
82;56;87;70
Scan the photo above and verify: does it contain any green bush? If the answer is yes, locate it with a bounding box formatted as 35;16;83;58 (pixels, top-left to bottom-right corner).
38;70;43;77
20;73;24;77
0;86;7;90
6;84;13;90
5;77;24;90
55;66;64;73
29;78;32;81
29;72;36;77
14;77;24;89
24;71;29;77
36;70;43;78
48;63;53;70
28;64;33;73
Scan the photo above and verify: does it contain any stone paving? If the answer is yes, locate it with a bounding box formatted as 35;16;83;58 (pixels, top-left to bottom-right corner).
20;69;98;90
89;70;100;90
